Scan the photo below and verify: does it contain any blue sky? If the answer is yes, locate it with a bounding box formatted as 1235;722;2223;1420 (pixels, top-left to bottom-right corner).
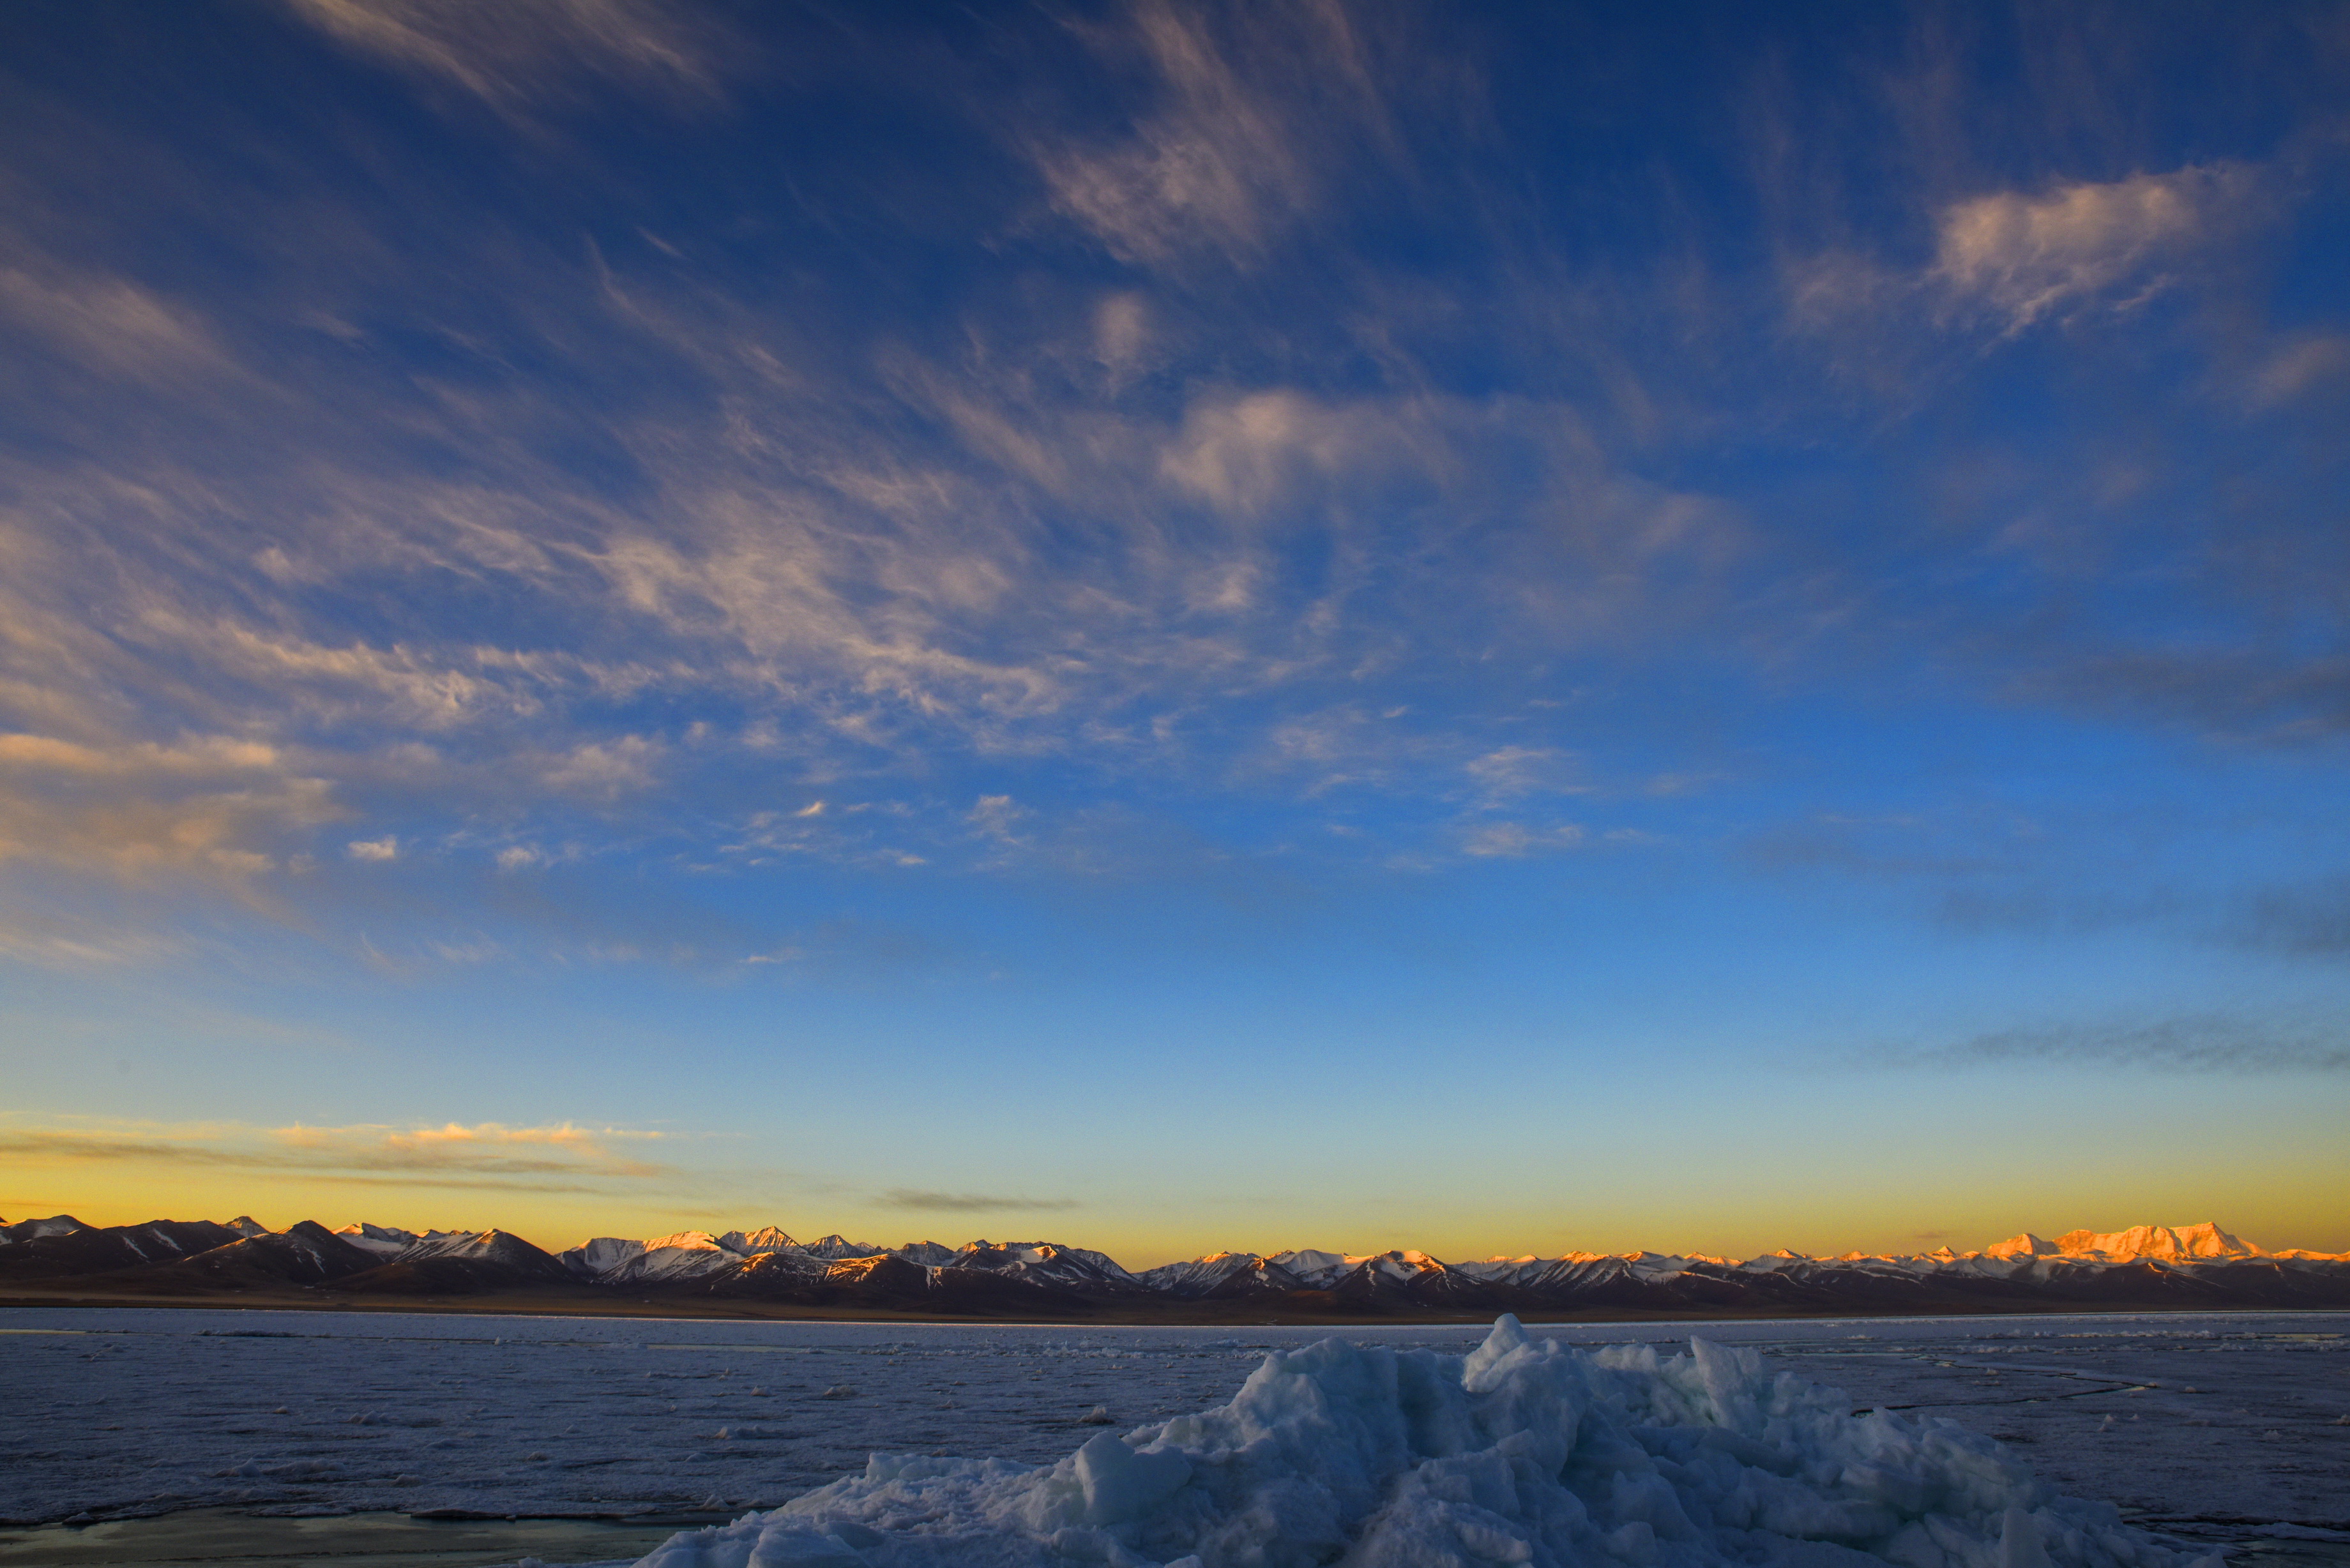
1;0;2346;1263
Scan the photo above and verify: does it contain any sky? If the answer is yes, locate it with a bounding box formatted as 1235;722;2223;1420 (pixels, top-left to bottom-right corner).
1;0;2346;1267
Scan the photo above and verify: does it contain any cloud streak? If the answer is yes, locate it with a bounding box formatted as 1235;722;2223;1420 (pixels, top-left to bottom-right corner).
877;1189;1082;1214
0;733;342;882
0;1119;678;1189
1868;1016;2350;1076
282;0;730;118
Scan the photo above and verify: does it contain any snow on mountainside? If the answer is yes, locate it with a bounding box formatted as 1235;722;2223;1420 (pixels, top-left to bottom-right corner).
556;1226;880;1283
1155;1222;2348;1302
561;1231;743;1283
951;1240;1141;1291
1267;1248;1354;1288
541;1231;1144;1299
893;1240;957;1265
402;1228;543;1263
1138;1251;1307;1298
559;1235;650;1277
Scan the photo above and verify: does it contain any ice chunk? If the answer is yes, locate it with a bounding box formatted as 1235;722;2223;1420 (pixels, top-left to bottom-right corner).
631;1316;2206;1568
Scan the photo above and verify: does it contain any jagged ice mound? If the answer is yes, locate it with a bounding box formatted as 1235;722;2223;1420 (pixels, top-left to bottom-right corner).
634;1315;2211;1568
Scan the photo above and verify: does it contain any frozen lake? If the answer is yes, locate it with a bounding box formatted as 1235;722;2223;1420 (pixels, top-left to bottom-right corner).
1;1308;2344;1565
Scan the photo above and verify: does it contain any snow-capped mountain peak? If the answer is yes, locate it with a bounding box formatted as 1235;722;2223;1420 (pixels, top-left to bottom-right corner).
556;1230;743;1283
2053;1222;2261;1262
1265;1249;1354;1288
953;1240;1141;1290
892;1240;957;1265
333;1221;420;1257
512;1216;2350;1302
641;1230;727;1253
716;1226;798;1255
0;1214;89;1244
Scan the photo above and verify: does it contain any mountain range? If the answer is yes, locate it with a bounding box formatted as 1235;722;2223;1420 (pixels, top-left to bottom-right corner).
4;1214;2344;1318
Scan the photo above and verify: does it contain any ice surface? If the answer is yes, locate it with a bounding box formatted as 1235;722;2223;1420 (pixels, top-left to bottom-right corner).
630;1316;2235;1568
0;1308;2342;1559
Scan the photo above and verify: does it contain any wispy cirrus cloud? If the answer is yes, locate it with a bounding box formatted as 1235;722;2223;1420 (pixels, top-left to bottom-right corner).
0;264;229;382
281;0;731;117
1028;0;1406;270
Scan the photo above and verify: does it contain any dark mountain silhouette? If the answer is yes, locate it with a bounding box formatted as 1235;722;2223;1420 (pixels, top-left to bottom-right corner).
10;1214;2346;1316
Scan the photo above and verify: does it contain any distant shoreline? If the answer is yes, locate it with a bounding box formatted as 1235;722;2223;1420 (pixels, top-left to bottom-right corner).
3;1285;2330;1326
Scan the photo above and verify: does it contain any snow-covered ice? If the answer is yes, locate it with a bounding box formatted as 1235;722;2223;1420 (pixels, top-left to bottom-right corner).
0;1308;2343;1565
637;1315;2240;1568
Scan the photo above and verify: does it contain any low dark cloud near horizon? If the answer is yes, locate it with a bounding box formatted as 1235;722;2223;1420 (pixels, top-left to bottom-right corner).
1867;1014;2350;1076
0;1121;677;1195
2240;877;2350;960
878;1189;1082;1214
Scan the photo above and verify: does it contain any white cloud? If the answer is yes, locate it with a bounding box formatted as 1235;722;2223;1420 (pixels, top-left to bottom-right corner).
1932;165;2254;332
1462;821;1585;858
0;731;341;882
346;836;398;861
539;735;662;799
967;793;1027;843
1158;390;1404;516
1093;292;1154;383
1464;746;1584;800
